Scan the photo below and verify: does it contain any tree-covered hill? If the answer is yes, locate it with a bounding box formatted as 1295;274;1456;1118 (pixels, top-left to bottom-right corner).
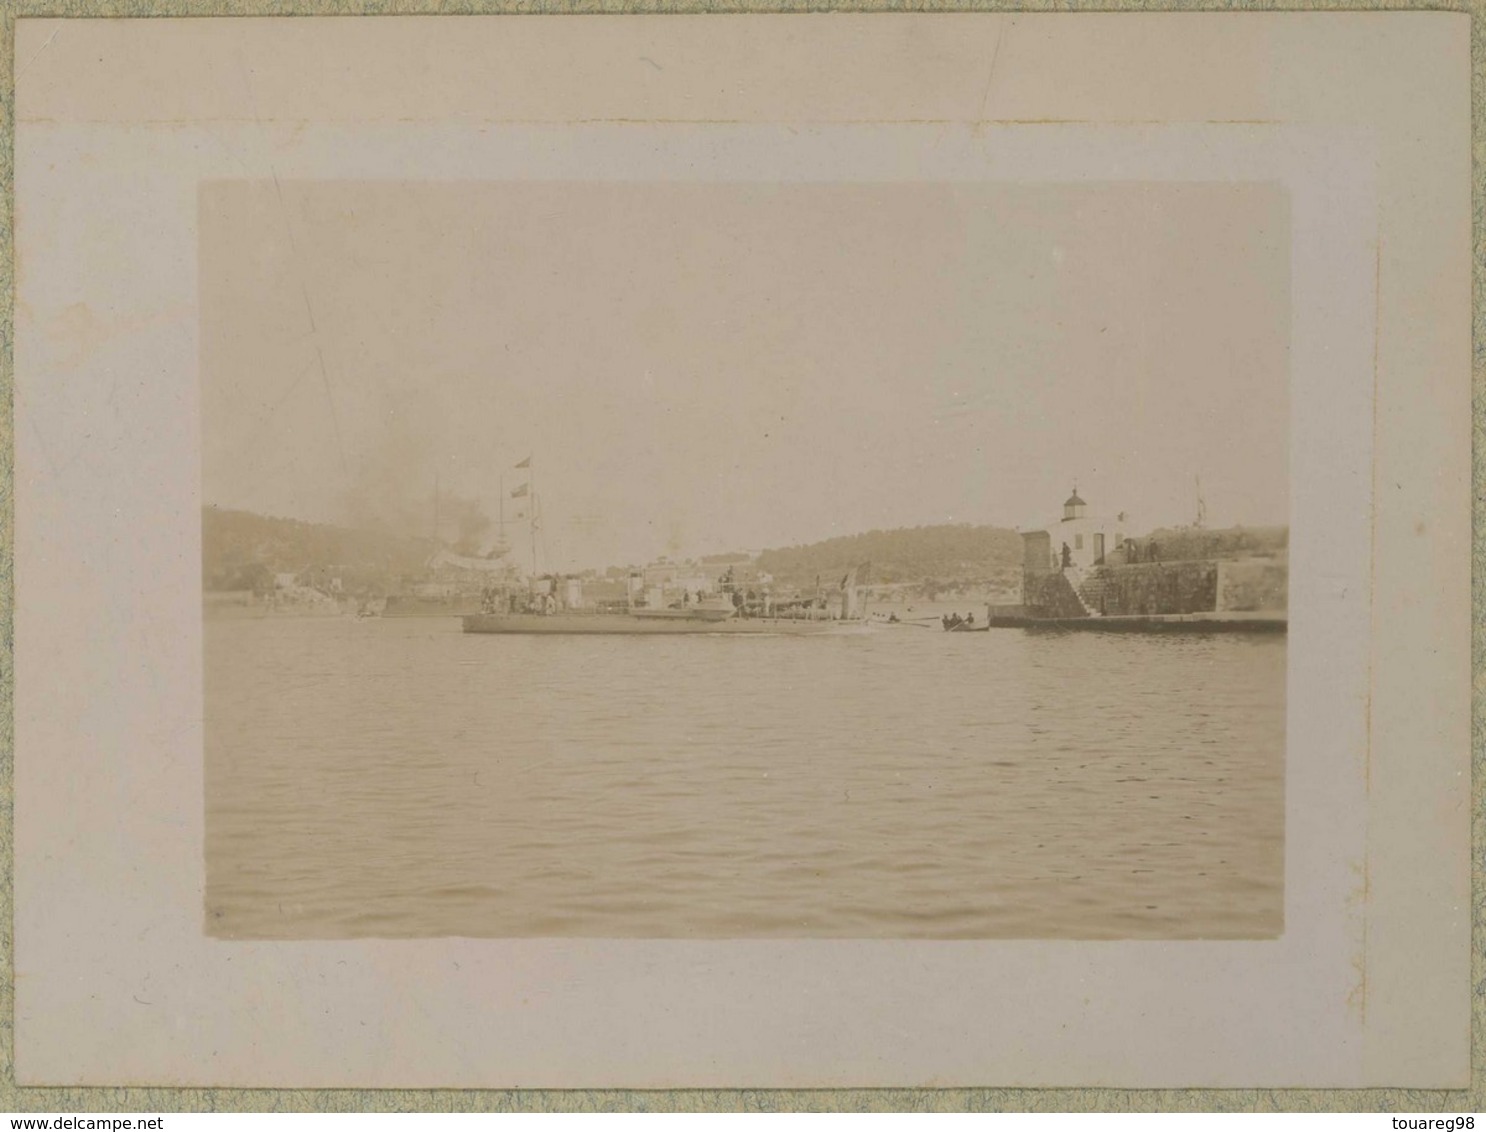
755;524;1024;597
203;507;433;593
206;508;1030;600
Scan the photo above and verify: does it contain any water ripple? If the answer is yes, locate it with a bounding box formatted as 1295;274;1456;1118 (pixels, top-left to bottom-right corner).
205;618;1285;940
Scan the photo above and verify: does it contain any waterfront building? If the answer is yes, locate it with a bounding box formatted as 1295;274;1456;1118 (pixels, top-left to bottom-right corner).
1044;488;1130;571
642;558;681;588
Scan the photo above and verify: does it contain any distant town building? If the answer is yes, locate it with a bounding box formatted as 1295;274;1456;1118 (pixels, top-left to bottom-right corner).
642;559;680;587
562;577;583;609
639;554;760;602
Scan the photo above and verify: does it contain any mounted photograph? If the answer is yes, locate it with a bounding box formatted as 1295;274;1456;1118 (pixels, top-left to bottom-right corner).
201;178;1290;942
16;9;1470;1092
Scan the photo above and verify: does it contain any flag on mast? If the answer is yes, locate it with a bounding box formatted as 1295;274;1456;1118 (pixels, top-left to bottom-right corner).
514;456;531;469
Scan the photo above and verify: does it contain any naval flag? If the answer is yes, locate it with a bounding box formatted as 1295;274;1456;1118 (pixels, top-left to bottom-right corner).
514;456;531;469
510;483;529;499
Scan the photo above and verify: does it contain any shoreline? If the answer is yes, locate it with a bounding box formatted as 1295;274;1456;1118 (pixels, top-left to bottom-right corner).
987;612;1286;633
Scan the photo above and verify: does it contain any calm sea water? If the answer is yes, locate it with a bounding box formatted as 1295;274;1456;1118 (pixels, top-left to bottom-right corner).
205;615;1285;940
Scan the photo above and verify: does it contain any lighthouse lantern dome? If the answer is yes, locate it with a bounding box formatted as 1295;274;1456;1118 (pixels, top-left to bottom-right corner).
1063;489;1087;522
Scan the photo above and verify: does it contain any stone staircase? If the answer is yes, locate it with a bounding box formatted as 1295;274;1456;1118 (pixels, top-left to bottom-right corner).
1064;565;1106;617
1022;569;1091;619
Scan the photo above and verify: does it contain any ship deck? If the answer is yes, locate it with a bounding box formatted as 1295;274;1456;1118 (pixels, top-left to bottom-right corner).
462;612;846;635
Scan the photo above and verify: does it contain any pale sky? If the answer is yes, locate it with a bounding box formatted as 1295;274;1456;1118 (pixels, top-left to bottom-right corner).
201;180;1289;570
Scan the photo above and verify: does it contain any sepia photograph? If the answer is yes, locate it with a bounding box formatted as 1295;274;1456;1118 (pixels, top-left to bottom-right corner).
14;12;1469;1093
201;178;1290;941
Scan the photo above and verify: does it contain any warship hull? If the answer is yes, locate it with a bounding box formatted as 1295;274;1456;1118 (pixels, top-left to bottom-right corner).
462;613;847;635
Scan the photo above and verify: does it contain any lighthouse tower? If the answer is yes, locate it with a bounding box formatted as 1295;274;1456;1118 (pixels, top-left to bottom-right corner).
1055;487;1125;570
1063;488;1087;522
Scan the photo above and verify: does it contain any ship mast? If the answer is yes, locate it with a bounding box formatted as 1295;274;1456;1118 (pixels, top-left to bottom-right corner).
529;461;539;579
510;456;536;579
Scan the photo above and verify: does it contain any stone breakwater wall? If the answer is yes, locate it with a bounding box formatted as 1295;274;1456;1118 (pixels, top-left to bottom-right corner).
1091;560;1218;617
1022;570;1089;619
1215;559;1289;612
1016;557;1288;620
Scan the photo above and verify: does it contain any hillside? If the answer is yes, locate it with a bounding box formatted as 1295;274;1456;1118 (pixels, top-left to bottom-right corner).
206;509;1029;600
203;507;433;594
755;524;1024;599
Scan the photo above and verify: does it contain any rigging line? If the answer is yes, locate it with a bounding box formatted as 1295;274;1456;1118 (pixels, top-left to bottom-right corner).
237;50;347;478
225;356;317;481
314;344;349;476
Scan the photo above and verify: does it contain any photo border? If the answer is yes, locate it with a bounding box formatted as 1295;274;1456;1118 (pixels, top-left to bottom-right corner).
2;8;1474;1110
